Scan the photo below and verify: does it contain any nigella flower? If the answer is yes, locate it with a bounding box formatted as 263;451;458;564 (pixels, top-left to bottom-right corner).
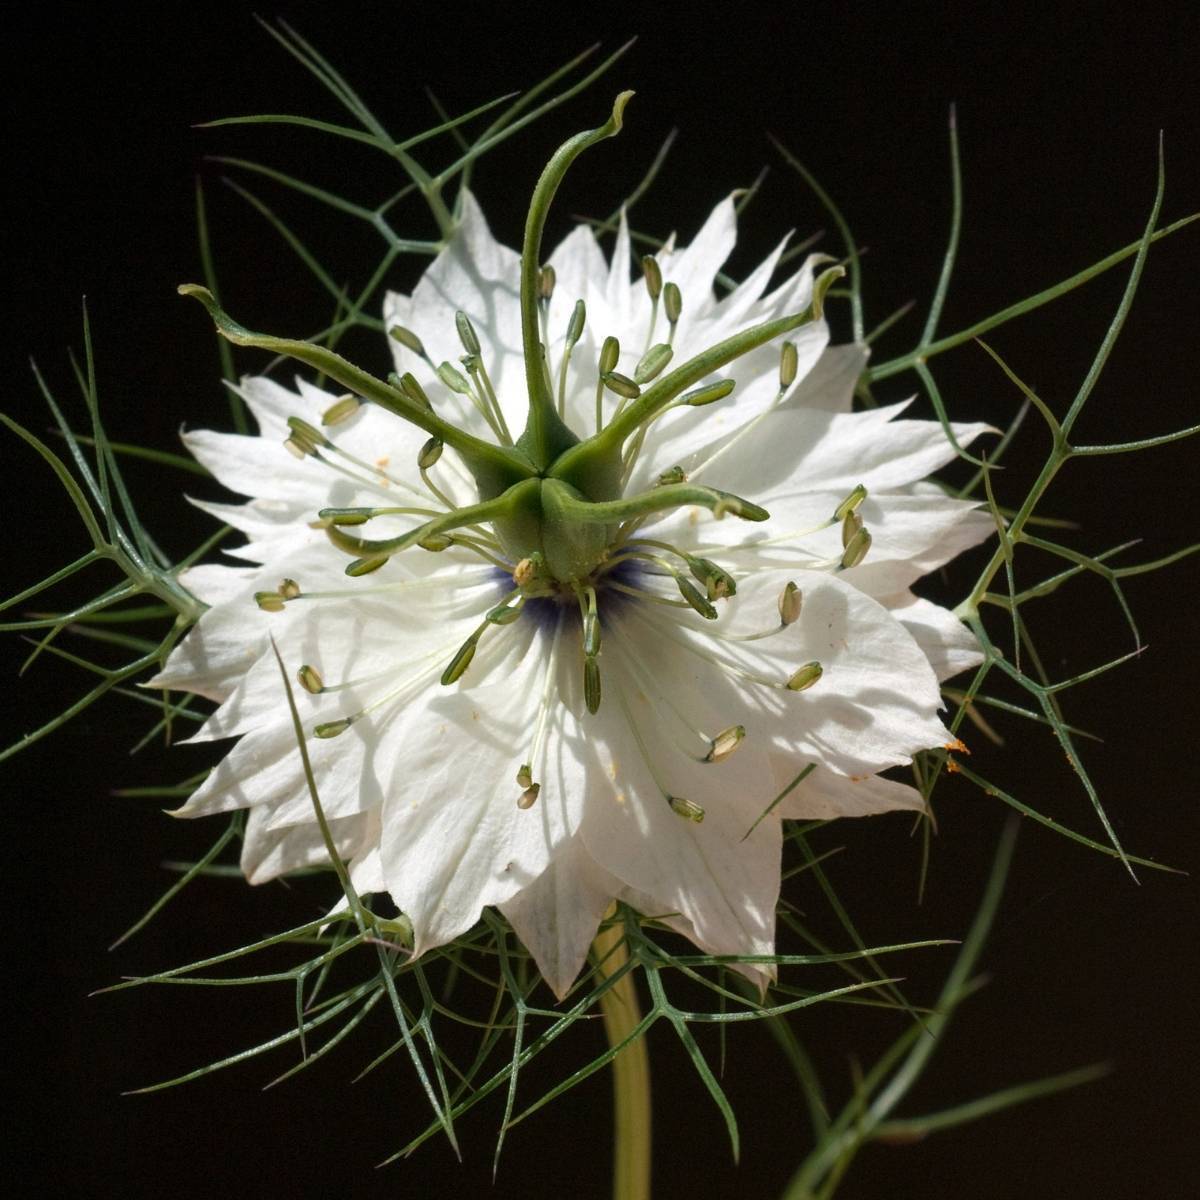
157;102;993;997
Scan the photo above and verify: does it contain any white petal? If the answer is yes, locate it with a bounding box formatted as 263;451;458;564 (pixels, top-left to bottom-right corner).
639;567;950;778
657;194;738;313
500;836;620;1001
778;768;926;820
884;592;984;681
240;804;371;885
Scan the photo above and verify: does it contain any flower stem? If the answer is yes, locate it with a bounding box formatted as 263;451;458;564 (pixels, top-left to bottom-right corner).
592;909;652;1200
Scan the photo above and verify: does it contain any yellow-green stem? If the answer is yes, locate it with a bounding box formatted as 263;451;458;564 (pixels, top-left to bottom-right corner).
592;909;652;1200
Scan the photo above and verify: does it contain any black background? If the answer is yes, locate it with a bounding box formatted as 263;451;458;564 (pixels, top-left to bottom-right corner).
4;4;1198;1198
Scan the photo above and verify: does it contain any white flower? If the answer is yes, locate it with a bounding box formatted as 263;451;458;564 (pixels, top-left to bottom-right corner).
155;190;993;999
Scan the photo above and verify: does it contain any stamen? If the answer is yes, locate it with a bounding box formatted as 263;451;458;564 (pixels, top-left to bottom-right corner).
454;311;481;356
278;578;301;600
786;661;823;691
778;580;803;625
834;483;868;520
537;264;556;352
663;281;682;345
779;340;799;390
517;615;564;796
314;716;357;738
557;299;586;418
584;656;602;714
321;393;362;426
841;509;864;549
705;724;745;764
612;676;703;822
595;335;620;432
686;555;737;600
441;588;524;687
676;576;719;619
609;628;721;761
347;556;389;577
685;340;803;483
517;783;541;810
633;343;673;385
840;527;872;569
297;664;325;694
397;373;433;411
389;324;437;371
574;583;603;713
641;254;662;353
457;311;513;443
668;796;705;823
657;466;687;486
254;591;285;613
679;378;735;408
441;635;478;685
603;370;641;401
320;504;440;525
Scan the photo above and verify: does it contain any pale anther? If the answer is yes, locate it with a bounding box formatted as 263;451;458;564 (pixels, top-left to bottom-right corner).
779;340;799;389
834;484;868;521
517;783;541;810
603;371;641;401
705;724;746;764
663;281;682;325
278;578;301;600
598;335;620;375
321;394;361;426
399;372;433;410
778;581;803;625
634;343;673;385
418;437;443;470
538;264;556;301
669;795;705;823
787;661;823;691
584;656;602;714
841;509;864;549
314;716;356;739
388;324;427;359
566;299;587;346
516;763;534;789
641;254;663;300
441;635;479;686
676;576;718;620
254;591;285;613
455;311;481;356
297;664;324;694
680;379;735;408
840;527;872;569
